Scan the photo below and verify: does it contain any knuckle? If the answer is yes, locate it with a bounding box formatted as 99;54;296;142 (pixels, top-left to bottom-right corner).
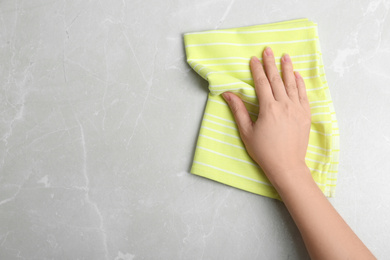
270;74;282;83
285;82;296;90
297;78;306;87
281;102;295;116
255;75;269;86
283;102;292;111
229;104;236;114
230;101;241;115
265;101;275;111
263;102;279;117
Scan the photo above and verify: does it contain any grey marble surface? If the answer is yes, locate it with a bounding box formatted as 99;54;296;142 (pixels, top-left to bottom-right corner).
1;0;390;259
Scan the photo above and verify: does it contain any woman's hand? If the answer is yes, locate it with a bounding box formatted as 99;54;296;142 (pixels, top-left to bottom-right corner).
222;47;311;184
223;47;375;260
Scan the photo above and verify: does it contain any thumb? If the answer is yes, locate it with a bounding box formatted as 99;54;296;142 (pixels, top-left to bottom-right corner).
222;92;253;138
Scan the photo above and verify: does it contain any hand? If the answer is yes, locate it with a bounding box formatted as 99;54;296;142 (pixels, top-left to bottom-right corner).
223;47;376;260
222;47;311;184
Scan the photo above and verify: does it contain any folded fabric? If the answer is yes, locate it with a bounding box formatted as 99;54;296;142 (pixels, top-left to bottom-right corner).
184;18;339;200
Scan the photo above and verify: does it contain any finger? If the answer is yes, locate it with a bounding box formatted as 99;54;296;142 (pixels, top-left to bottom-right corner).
294;71;310;109
262;47;287;100
222;92;253;139
250;56;274;107
281;54;299;102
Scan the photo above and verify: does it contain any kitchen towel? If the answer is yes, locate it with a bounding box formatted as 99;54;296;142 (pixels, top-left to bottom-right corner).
184;18;339;200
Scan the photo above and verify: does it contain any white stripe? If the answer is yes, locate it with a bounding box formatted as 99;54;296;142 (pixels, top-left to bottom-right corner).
206;70;250;77
248;110;258;117
185;26;316;35
238;92;257;99
194;160;325;187
201;126;239;139
313;121;332;124
308;167;326;174
194;64;208;74
199;134;245;150
208;88;327;117
189;61;207;73
204;118;237;130
209;82;251;88
205;62;249;66
189;57;250;62
188;53;318;62
192;63;202;70
209;98;228;106
205;112;236;124
309;100;330;104
186;38;316;47
307;85;327;92
193;160;272;186
198;66;207;73
203;59;317;67
197;146;258;167
213;90;256;99
209;92;259;117
310;129;332;136
308;144;331;152
210;87;254;92
208;96;259;116
206;66;318;77
311;104;328;109
295;66;319;71
306;157;330;165
307;149;329;157
311;112;329;115
242;99;259;107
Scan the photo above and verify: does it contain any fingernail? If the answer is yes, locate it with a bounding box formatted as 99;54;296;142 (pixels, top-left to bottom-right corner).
282;54;291;63
222;92;231;102
251;56;259;63
264;47;273;56
294;71;301;78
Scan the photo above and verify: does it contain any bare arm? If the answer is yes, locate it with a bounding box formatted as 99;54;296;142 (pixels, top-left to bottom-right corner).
222;47;375;260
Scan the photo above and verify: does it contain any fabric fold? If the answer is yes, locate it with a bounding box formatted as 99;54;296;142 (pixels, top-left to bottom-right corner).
184;19;339;200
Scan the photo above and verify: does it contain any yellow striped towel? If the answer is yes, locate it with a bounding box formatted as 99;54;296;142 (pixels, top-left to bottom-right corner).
184;18;339;200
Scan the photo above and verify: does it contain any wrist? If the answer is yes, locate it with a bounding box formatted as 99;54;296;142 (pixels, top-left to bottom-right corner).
265;164;313;193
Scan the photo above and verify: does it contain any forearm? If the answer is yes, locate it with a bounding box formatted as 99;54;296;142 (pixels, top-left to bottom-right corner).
223;48;375;259
270;166;375;260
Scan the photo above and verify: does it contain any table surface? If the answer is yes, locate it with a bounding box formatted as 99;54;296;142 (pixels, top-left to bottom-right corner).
1;0;390;259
